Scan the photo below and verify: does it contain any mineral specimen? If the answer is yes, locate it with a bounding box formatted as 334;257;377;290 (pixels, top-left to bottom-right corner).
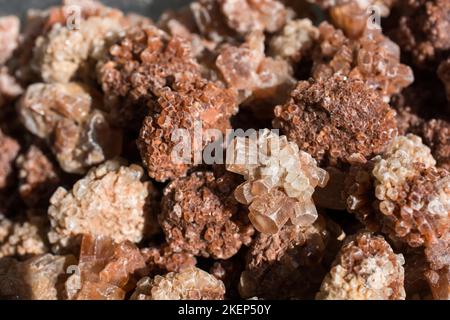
160;170;254;259
0;214;48;259
345;134;449;248
216;31;293;99
0;254;72;300
138;79;237;182
269;18;319;62
141;244;197;274
66;234;147;300
413;119;450;170
0;129;19;189
316;232;406;300
131;267;225;300
226;129;329;234
0;0;448;302
239;215;344;299
273;76;398;167
17;82;122;173
97;24;202;128
48;160;157;252
387;0;450;67
32;14;126;83
189;0;287;42
311;22;414;102
0;16;20;65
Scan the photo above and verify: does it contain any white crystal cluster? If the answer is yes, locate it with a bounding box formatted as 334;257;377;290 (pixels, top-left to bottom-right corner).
316;234;406;300
372;134;436;214
48;160;153;252
270;18;318;61
131;267;225;300
226;129;329;234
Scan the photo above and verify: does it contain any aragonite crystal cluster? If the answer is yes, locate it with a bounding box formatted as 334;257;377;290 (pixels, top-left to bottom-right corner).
0;0;449;301
316;232;406;300
226;129;329;234
131;266;225;300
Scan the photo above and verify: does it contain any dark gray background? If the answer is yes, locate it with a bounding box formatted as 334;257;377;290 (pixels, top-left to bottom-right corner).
0;0;192;20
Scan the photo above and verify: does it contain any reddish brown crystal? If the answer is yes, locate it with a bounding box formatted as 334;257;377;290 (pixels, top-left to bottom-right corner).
131;266;225;300
138;80;237;182
17;82;122;174
312;22;414;101
413;119;450;170
160;170;254;259
67;234;147;300
97;25;202;128
273;76;398;167
387;0;450;67
216;31;293;100
424;233;450;300
239;215;344;299
141;244;197;275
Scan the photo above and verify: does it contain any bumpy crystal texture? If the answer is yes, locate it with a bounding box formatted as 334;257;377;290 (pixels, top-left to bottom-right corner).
345;134;449;248
97;25;203;129
316;232;406;300
138;79;237;182
48;160;157;252
388;0;450;67
226;129;328;234
412;119;450;171
189;0;287;42
0;67;23;108
239;216;344;299
17;82;122;174
16;145;60;207
32;14;125;83
269;18;319;62
0;214;47;258
160;170;254;259
131;267;225;300
216;31;293;99
273;76;398;167
141;244;197;275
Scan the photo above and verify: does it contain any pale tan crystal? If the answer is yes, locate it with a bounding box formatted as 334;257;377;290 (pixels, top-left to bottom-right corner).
48;160;155;252
226;129;328;234
131;267;225;300
372;134;436;190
